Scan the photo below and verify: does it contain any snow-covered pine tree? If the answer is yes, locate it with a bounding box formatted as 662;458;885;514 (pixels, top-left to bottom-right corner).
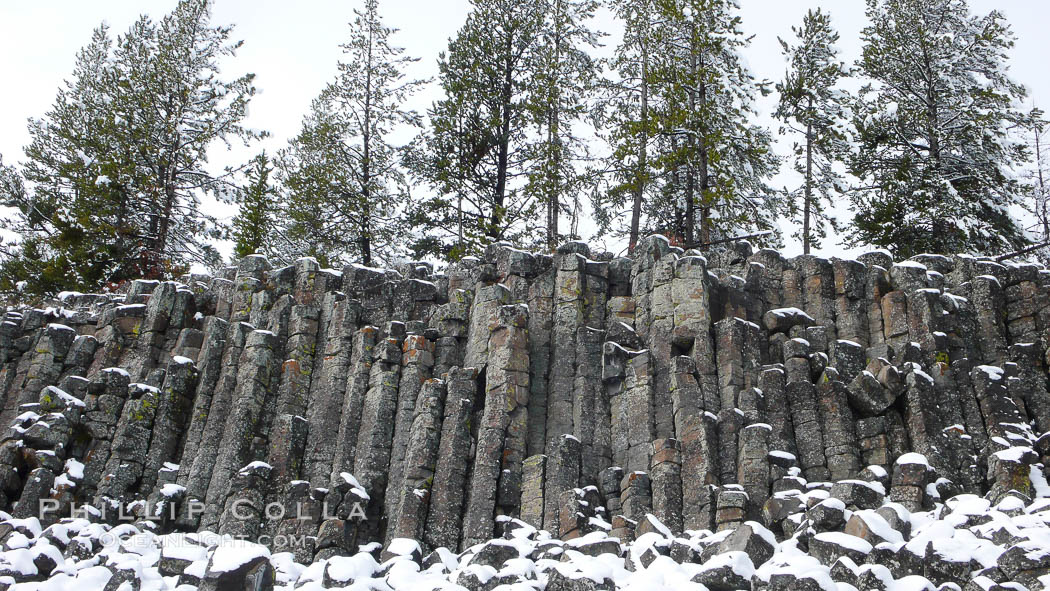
412;0;544;260
280;0;424;268
774;8;851;254
0;154;30;291
651;0;781;248
111;0;261;276
1023;112;1049;242
596;0;780;251
850;0;1035;257
231;152;280;261
0;24;137;295
0;156;22;211
594;0;662;253
2;0;262;297
526;0;602;250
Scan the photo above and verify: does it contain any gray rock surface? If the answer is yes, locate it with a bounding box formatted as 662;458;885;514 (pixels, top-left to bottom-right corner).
0;240;1049;586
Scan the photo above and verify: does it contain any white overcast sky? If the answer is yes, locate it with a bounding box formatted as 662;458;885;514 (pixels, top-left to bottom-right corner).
1;0;1047;258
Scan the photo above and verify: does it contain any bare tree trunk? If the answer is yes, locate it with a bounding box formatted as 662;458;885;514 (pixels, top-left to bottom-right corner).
684;25;697;246
629;26;649;253
670;135;683;239
547;121;560;249
156;168;176;278
1036;125;1048;240
698;74;711;246
492;34;514;241
360;15;375;267
457;193;464;252
546;0;563;250
359;205;372;266
803;118;813;255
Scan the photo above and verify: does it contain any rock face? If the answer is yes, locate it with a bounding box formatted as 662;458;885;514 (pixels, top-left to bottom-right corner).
1;239;1050;574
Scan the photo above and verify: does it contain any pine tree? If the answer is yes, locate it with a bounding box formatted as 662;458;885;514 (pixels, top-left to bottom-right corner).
0;154;28;280
0;156;22;210
526;0;602;249
280;0;424;268
412;0;544;259
231;153;279;260
1;24;136;294
0;1;261;296
596;0;779;250
850;0;1035;257
775;8;850;254
654;0;781;248
595;0;661;252
112;0;261;275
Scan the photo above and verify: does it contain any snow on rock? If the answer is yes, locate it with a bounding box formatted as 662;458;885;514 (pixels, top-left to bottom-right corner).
206;539;270;573
814;531;874;554
995;446;1037;462
337;471;370;500
895;452;930;466
894;260;928;270
695;550;756;578
385;537;421;558
848;510;905;544
976;365;1005;381
0;486;1049;591
324;552;379;584
159;483;186;497
763;307;816;332
42;385;85;409
63;459;85;480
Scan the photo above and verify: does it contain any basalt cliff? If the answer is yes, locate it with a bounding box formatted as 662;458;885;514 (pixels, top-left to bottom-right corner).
2;237;1050;590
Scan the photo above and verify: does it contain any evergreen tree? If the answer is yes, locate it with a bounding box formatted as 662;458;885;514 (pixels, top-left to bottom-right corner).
231;152;279;260
526;0;602;249
280;0;424;268
412;0;544;259
1025;113;1049;243
596;0;780;250
112;0;261;274
595;0;661;252
0;156;22;211
0;0;260;296
653;0;781;247
775;8;850;254
0;155;29;289
849;0;1035;257
1;24;136;294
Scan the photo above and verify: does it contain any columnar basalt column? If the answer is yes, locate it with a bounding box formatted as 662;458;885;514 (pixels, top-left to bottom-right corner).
382;331;435;531
330;326;379;482
386;377;446;543
201;329;277;531
462;303;529;546
424;366;477;551
6;237;1050;559
353;323;406;533
546;249;586;452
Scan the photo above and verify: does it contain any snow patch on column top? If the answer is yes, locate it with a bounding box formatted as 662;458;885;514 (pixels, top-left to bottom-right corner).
895;453;930;466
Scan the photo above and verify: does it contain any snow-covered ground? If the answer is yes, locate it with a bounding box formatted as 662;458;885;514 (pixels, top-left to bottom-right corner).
3;455;1050;590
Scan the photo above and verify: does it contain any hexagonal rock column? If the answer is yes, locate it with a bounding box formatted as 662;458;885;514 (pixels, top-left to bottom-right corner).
461;303;529;547
649;438;683;534
352;323;406;536
542;434;582;538
201;329;277;531
386;377;446;544
423;366;478;552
